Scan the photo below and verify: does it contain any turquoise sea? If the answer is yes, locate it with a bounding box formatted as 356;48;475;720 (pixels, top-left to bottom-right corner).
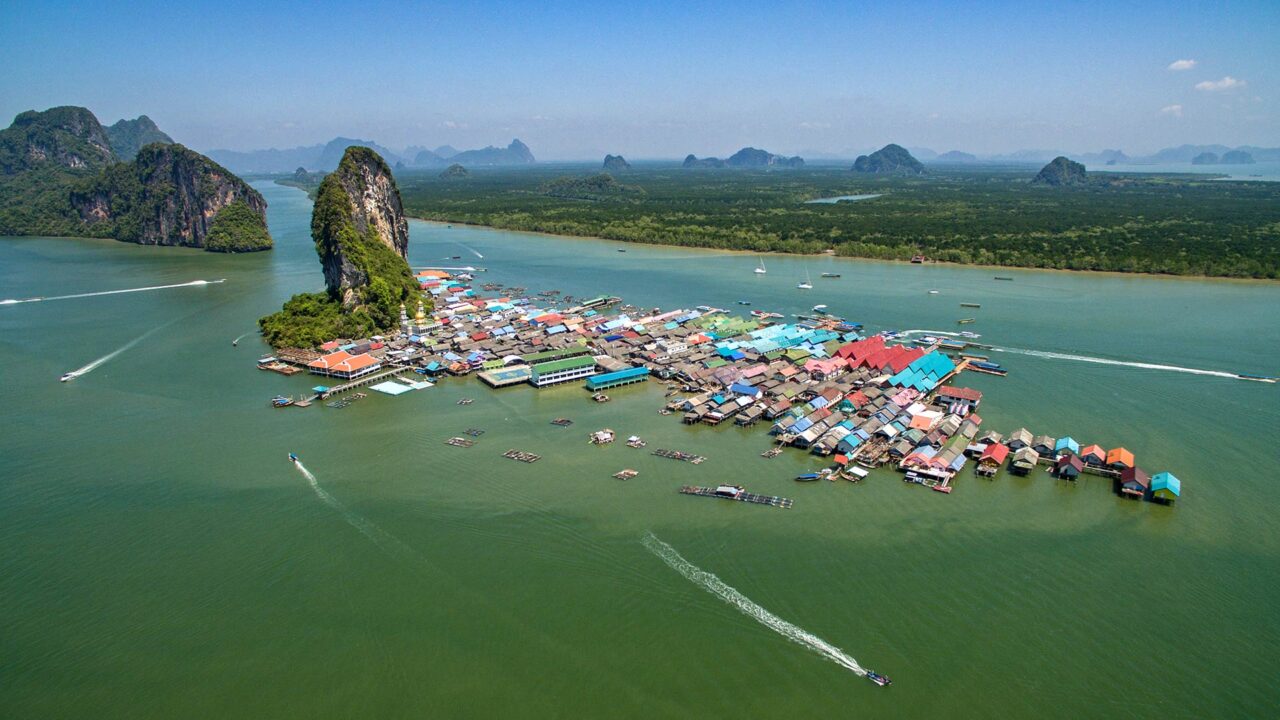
2;181;1278;718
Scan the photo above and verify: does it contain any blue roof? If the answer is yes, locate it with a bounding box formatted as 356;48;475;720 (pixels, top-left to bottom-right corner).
1151;472;1181;496
1055;436;1080;453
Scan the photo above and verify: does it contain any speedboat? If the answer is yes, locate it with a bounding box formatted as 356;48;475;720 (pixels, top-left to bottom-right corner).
288;452;299;463
811;304;829;314
928;290;940;294
737;300;752;305
820;272;841;278
866;671;892;687
59;372;76;382
794;473;821;482
754;258;767;274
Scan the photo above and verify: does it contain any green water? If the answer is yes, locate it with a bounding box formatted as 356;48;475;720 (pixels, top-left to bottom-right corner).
2;182;1278;718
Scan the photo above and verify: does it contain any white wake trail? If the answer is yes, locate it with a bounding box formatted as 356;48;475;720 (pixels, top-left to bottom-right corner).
62;324;169;380
642;532;867;676
899;329;962;337
455;242;484;259
292;461;419;563
2;278;225;305
990;346;1244;380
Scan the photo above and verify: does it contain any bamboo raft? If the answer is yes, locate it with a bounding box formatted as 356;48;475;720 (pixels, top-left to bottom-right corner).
445;437;475;448
503;449;541;463
679;486;793;509
613;469;639;480
550;417;574;427
653;448;706;464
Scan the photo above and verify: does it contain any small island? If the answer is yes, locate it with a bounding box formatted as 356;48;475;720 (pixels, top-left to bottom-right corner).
1032;156;1088;186
852;144;925;175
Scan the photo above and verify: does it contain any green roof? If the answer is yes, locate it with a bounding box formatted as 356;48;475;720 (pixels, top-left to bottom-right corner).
522;346;591;363
531;355;597;375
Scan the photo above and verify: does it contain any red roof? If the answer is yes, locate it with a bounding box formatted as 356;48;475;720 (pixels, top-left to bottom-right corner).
980;443;1009;464
308;350;380;374
937;386;983;402
469;331;489;341
1080;444;1106;460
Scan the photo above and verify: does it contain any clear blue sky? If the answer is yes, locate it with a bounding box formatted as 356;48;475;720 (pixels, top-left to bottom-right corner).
2;0;1276;158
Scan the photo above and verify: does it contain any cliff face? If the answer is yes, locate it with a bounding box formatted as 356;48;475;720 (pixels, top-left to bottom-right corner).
313;146;414;309
258;147;421;348
106;115;173;161
726;147;804;168
603;154;631;170
852;144;925;175
70;143;270;250
1032;156;1088;186
0;106;115;174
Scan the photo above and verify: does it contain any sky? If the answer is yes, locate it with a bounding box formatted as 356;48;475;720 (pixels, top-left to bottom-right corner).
1;0;1277;159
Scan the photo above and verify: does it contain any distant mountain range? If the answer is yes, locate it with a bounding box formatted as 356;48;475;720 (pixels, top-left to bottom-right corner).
904;145;1280;166
207;138;535;174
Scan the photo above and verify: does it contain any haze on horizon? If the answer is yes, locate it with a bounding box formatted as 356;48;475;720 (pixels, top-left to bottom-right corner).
2;0;1277;160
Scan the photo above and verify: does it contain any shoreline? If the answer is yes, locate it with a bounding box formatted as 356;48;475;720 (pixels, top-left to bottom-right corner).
405;216;1280;286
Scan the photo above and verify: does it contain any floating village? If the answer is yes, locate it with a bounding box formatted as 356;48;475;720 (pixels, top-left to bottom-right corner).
261;267;1184;508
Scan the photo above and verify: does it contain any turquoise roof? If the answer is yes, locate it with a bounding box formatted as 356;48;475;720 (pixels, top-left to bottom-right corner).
1055;436;1081;454
1151;472;1181;496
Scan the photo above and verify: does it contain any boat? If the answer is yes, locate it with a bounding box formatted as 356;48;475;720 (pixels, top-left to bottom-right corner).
754;258;767;275
820;272;841;278
271;395;294;408
617;249;627;252
841;465;870;482
811;304;829;314
750;310;783;320
958;331;981;339
59;372;76;382
910;255;925;264
957;318;976;325
232;339;238;347
737;300;752;305
794;472;822;482
960;302;981;308
994;276;1013;281
866;671;893;687
928;290;940;294
288;452;299;463
1237;373;1279;383
797;269;813;290
968;360;1008;376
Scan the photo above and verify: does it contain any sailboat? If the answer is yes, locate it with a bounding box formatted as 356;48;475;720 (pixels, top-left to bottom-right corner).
797;269;813;290
754;258;767;275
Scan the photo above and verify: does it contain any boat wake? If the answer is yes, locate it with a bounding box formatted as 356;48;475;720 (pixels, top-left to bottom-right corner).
2;278;225;305
232;331;253;345
455;242;484;259
642;532;867;677
899;329;962;337
292;460;420;564
61;324;169;380
989;346;1244;380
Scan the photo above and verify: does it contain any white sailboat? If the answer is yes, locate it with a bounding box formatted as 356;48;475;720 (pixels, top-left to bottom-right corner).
754;258;767;274
797;268;813;290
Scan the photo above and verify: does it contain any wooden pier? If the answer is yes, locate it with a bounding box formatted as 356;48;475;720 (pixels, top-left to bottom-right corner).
679;486;793;509
318;368;406;399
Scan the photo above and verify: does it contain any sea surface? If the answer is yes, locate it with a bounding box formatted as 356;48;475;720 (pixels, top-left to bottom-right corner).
2;181;1278;719
1088;160;1280;181
804;193;883;204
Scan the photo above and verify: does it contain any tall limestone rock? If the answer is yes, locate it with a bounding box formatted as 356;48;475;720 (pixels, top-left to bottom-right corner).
314;146;414;306
852;144;925;175
0;106;115;174
71;143;271;251
1032;156;1088;186
106;115;173;161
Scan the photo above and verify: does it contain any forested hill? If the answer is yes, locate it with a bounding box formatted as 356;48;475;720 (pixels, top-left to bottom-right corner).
389;165;1280;279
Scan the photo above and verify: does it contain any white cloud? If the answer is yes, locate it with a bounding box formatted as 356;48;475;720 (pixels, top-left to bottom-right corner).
1159;104;1183;117
440;120;467;129
1167;59;1197;71
798;121;831;129
1195;76;1246;91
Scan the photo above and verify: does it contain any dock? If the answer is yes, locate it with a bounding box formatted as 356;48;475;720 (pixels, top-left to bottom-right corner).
679;485;793;509
503;449;541;463
653;448;706;464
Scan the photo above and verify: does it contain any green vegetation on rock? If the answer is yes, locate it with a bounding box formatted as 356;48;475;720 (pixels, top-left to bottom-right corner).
1032;156;1088;186
205;200;272;252
852;144;925;175
260;146;424;347
542;173;642;201
105;116;173;161
0;107;269;252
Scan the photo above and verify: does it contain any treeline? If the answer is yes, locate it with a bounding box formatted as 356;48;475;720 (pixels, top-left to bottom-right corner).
383;166;1280;278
